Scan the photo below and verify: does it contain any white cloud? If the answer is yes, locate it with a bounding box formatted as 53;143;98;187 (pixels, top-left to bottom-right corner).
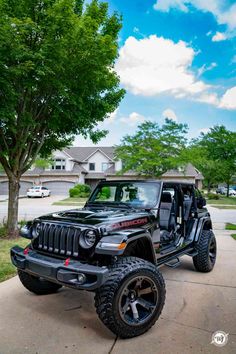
116;34;236;110
197;62;217;77
103;109;118;125
212;31;227;42
194;92;219;106
120;112;146;126
115;35;210;98
153;1;236;32
219;86;236;109
162;109;178;121
199;127;210;134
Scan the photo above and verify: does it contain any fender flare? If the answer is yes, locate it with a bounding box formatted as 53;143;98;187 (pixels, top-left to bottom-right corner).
195;217;213;242
95;229;156;264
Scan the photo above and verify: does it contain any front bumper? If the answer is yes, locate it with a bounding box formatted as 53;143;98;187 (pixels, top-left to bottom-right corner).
11;246;109;291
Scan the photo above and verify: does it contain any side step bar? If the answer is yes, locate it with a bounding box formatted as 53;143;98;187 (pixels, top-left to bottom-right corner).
165;257;180;268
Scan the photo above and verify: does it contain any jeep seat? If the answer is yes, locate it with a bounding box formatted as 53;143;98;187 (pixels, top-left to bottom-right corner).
159;192;175;230
183;195;193;221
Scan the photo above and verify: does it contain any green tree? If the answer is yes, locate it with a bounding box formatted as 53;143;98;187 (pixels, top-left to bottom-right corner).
34;157;53;169
115;119;188;177
183;126;236;195
181;144;221;192
0;0;124;237
200;126;236;196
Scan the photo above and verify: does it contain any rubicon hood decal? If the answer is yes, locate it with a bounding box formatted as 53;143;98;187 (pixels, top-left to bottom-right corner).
111;217;148;231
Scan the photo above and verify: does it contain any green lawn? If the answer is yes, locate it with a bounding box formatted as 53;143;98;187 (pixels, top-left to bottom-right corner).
210;205;236;210
207;197;236;205
225;223;236;230
0;238;29;282
225;224;236;241
53;197;87;206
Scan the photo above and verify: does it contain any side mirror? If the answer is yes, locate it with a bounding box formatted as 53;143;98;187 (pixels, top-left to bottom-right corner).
197;197;206;209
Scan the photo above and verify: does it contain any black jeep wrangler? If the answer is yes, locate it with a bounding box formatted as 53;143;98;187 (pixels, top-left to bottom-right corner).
11;180;217;338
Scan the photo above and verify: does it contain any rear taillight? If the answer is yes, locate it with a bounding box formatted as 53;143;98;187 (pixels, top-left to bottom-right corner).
36;190;40;192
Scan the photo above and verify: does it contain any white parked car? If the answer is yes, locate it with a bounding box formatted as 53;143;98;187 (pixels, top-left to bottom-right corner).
229;188;236;197
27;186;51;198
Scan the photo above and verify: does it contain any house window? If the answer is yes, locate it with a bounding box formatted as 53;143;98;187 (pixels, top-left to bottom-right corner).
89;163;95;171
51;159;66;170
102;163;109;172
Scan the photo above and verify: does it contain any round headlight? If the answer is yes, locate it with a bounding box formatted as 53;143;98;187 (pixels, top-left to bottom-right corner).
33;222;41;237
79;230;96;249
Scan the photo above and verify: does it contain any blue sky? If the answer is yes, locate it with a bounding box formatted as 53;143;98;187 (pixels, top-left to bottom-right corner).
75;0;236;146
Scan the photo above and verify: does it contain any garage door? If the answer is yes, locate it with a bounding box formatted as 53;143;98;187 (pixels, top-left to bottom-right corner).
0;181;33;196
43;181;75;195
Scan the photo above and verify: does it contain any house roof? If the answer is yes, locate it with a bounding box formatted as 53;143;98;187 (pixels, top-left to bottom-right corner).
162;163;204;180
64;146;115;162
21;163;87;176
86;172;107;179
106;163;203;180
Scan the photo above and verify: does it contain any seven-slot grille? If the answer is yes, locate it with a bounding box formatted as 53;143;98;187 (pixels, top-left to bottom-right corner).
34;222;83;257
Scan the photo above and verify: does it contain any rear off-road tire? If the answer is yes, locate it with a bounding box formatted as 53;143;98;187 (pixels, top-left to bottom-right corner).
95;257;166;338
193;230;217;272
18;270;62;295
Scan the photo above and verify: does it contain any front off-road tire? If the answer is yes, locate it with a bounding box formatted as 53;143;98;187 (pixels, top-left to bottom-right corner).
193;230;217;272
95;257;166;338
18;270;62;295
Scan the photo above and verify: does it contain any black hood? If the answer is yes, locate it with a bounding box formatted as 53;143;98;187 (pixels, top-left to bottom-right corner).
37;206;154;228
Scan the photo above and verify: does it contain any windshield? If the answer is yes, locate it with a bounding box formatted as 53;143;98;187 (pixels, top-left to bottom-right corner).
88;182;161;209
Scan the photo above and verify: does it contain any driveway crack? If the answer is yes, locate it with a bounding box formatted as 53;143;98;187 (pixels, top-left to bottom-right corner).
165;278;236;289
109;335;118;354
161;316;236;336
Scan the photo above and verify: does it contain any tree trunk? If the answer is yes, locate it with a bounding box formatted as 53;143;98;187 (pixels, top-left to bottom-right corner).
207;180;211;193
226;183;230;198
7;177;20;238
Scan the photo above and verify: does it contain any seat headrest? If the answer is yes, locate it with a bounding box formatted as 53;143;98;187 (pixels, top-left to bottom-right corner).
161;192;172;203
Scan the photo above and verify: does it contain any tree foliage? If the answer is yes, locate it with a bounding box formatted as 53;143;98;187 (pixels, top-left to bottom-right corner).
200;126;236;195
180;143;221;192
183;126;236;194
0;0;124;235
115;119;188;177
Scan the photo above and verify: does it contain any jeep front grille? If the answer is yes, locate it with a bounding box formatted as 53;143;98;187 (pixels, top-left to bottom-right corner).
33;223;83;257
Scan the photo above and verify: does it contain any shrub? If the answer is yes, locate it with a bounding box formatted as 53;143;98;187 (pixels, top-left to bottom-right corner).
207;193;220;200
0;224;7;238
99;186;111;200
69;184;91;198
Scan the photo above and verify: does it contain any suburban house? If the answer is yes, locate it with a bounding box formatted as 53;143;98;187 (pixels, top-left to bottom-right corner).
0;146;203;195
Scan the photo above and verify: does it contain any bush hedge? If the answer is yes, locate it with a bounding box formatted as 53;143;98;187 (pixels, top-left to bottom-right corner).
69;184;91;198
98;186;111;200
207;193;220;200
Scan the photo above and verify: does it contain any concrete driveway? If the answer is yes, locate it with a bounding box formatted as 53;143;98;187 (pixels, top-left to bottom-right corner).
0;223;235;354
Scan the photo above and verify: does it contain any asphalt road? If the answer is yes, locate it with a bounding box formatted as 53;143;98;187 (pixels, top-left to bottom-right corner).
0;224;236;354
0;195;73;223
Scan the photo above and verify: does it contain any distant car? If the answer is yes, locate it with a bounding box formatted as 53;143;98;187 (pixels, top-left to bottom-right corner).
229;188;236;197
216;187;226;195
27;186;51;198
